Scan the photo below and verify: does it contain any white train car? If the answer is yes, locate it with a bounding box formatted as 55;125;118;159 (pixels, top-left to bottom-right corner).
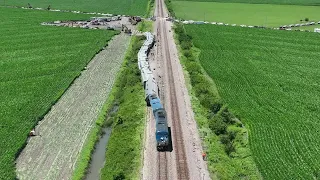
144;75;159;106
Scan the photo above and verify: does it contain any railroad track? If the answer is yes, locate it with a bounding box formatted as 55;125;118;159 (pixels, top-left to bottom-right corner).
155;0;190;179
158;152;168;180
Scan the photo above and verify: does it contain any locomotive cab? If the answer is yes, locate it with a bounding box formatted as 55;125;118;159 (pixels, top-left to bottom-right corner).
156;131;169;150
154;108;169;150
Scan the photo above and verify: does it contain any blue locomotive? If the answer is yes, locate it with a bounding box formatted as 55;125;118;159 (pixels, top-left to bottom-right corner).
154;108;169;150
150;94;169;150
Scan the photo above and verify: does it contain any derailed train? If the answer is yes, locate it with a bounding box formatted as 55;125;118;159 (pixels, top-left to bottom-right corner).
138;32;169;150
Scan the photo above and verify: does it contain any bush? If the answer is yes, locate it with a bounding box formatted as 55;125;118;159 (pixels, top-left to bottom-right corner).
183;50;192;58
180;41;192;50
305;17;309;21
209;115;227;135
221;107;234;124
178;33;192;43
225;142;235;156
220;134;231;144
113;172;125;180
185;62;201;75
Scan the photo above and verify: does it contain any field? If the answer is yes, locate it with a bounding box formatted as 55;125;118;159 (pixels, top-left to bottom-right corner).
0;7;118;179
171;0;320;6
172;1;320;27
2;0;149;16
185;24;320;179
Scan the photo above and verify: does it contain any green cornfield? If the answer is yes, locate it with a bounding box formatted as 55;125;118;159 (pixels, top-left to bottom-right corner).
0;7;117;179
2;0;149;16
185;24;320;179
172;1;320;27
171;0;320;6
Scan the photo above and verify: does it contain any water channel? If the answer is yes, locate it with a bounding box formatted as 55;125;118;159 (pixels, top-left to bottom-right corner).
85;128;111;180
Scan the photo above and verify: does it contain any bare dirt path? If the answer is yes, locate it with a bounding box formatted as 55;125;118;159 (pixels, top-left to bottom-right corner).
16;33;130;180
142;0;211;179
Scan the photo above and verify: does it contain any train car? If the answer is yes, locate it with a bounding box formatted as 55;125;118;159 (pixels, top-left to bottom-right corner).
138;60;149;71
154;108;169;150
141;66;153;88
144;76;159;106
149;94;163;114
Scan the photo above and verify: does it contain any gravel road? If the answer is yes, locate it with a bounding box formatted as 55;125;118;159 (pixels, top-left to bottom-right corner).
16;33;130;180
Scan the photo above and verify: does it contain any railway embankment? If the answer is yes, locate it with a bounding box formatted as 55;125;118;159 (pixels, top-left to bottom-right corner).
173;23;261;179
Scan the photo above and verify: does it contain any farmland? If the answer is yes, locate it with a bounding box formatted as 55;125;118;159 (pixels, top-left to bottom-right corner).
171;0;320;6
3;0;149;16
185;24;320;179
0;7;118;179
172;1;320;27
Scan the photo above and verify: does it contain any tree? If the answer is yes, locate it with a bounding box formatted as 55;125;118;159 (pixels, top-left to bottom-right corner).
305;18;309;22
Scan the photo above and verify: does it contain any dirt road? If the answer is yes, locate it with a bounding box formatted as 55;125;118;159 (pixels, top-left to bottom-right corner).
16;33;130;180
142;0;211;179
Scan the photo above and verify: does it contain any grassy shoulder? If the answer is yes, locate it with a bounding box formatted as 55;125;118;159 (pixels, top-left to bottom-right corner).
146;0;155;17
99;35;146;180
171;1;320;27
137;20;154;32
174;23;261;179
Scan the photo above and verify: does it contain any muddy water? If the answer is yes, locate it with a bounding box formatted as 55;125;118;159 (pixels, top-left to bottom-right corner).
85;128;111;180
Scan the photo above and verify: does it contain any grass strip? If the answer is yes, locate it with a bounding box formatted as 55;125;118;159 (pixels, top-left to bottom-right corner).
137;20;154;32
146;0;155;17
165;0;175;17
174;23;261;179
99;35;146;180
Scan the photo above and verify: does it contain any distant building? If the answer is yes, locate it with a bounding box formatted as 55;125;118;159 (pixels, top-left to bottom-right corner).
314;28;320;33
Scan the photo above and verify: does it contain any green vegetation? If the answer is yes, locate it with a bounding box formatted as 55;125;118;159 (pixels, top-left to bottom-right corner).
71;101;107;180
0;7;118;179
72;69;123;180
174;23;261;179
3;0;149;16
146;0;155;17
185;24;320;179
172;1;320;27
171;0;320;6
100;36;146;179
72;3;153;179
165;0;175;17
137;20;154;32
